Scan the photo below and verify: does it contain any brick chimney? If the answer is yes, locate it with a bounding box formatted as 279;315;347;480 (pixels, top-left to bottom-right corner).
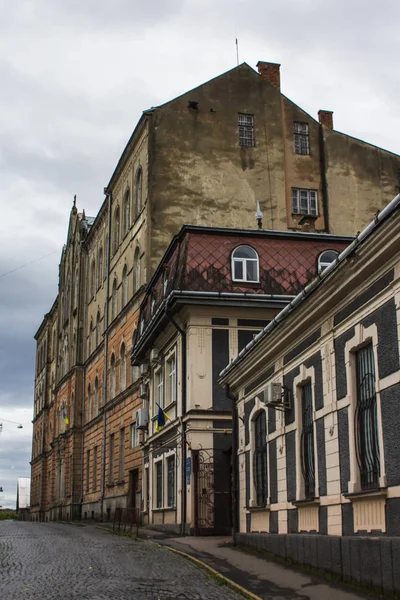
257;61;281;91
318;110;334;130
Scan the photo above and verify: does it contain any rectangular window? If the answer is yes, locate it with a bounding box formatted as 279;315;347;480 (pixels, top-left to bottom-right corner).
119;428;125;481
145;467;149;513
355;343;380;490
156;461;163;508
254;412;267;506
238;113;255;147
154;368;164;409
92;447;97;492
166;353;176;406
130;422;139;448
301;381;315;499
109;433;115;483
86;449;90;493
167;455;176;507
292;188;318;216
294;122;310;155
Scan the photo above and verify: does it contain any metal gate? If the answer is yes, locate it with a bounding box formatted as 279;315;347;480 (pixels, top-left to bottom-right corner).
193;448;231;535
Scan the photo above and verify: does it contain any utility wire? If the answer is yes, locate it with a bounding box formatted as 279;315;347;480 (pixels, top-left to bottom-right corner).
0;250;58;279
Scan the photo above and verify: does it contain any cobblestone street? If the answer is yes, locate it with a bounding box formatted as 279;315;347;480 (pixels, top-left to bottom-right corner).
0;522;243;600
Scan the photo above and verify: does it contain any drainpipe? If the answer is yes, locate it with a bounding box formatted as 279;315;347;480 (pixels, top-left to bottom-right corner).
100;190;112;521
226;384;239;545
166;311;187;536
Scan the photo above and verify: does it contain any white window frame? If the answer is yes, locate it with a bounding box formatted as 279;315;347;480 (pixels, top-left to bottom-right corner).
154;457;163;509
130;422;139;448
292;188;318;217
293;122;310;155
231;245;259;283
318;250;339;274
165;350;177;407
238;113;255;147
154;366;164;410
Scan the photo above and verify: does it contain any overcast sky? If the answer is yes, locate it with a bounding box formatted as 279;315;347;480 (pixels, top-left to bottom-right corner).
0;0;399;509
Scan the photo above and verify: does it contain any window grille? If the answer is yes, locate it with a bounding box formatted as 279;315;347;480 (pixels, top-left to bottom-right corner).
355;343;380;490
167;455;175;507
238;113;255;147
301;381;315;499
253;412;267;506
294;122;310;154
292;189;318;216
232;245;259;282
156;462;163;508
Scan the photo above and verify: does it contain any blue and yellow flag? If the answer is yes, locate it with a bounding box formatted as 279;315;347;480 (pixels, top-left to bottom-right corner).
62;410;69;425
156;404;169;432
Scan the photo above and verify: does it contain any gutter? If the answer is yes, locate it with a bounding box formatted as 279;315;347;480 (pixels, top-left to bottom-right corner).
220;193;400;380
100;191;112;520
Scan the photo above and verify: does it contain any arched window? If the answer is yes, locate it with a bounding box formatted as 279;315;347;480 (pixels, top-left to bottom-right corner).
90;259;96;297
135;167;142;218
120;343;126;391
88;319;93;356
318;250;339;274
96;311;101;347
232;245;259;282
111;278;118;321
87;383;92;422
133;247;140;293
122;265;128;307
113;206;120;254
98;247;103;287
94;376;99;417
110;354;116;398
123;189;130;234
74;268;79;309
253;411;267;506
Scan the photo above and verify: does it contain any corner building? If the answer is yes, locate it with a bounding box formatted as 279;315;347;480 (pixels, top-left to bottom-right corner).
31;59;400;522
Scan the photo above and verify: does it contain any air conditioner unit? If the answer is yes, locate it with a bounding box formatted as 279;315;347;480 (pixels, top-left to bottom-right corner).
149;348;159;363
136;408;149;430
264;382;283;406
139;383;147;399
139;363;149;376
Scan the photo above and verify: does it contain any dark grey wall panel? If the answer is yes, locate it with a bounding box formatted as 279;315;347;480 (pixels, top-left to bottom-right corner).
304;352;323;410
284;366;300;426
269;439;277;504
268;406;276;434
361;299;399;379
342;503;354;536
269;511;278;533
334;269;394;326
212;329;230;410
288;509;298;533
381;383;400;487
283;328;321;366
319;505;328;535
212;318;229;325
338;407;350;494
244;366;274;396
244;397;255;446
245;451;250;508
334;327;355;400
286;430;296;502
386;498;400;536
238;330;258;353
316;417;327;497
238;319;271;327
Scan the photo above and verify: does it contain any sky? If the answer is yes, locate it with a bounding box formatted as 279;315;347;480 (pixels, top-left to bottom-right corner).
0;0;399;509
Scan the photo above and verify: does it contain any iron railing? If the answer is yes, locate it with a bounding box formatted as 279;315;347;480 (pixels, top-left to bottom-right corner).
113;507;141;535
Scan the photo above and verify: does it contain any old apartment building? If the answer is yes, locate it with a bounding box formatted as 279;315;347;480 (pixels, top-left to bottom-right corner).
31;59;400;522
220;193;400;593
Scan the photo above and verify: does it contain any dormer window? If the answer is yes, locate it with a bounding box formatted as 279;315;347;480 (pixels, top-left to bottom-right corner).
318;250;339;273
232;246;259;283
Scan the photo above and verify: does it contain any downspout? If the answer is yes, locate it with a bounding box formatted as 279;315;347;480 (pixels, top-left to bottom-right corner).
319;124;330;233
80;238;89;518
166;311;187;536
100;191;112;520
226;384;238;545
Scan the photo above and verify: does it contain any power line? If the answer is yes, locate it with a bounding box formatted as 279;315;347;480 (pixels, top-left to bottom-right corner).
0;250;58;279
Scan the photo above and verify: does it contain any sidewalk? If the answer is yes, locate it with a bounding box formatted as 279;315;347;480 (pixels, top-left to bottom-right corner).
139;530;371;600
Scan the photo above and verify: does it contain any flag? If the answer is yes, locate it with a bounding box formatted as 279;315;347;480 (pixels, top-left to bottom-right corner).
156;403;169;432
62;410;69;425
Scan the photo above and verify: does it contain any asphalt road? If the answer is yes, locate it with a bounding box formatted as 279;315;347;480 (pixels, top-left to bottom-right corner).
0;521;243;600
